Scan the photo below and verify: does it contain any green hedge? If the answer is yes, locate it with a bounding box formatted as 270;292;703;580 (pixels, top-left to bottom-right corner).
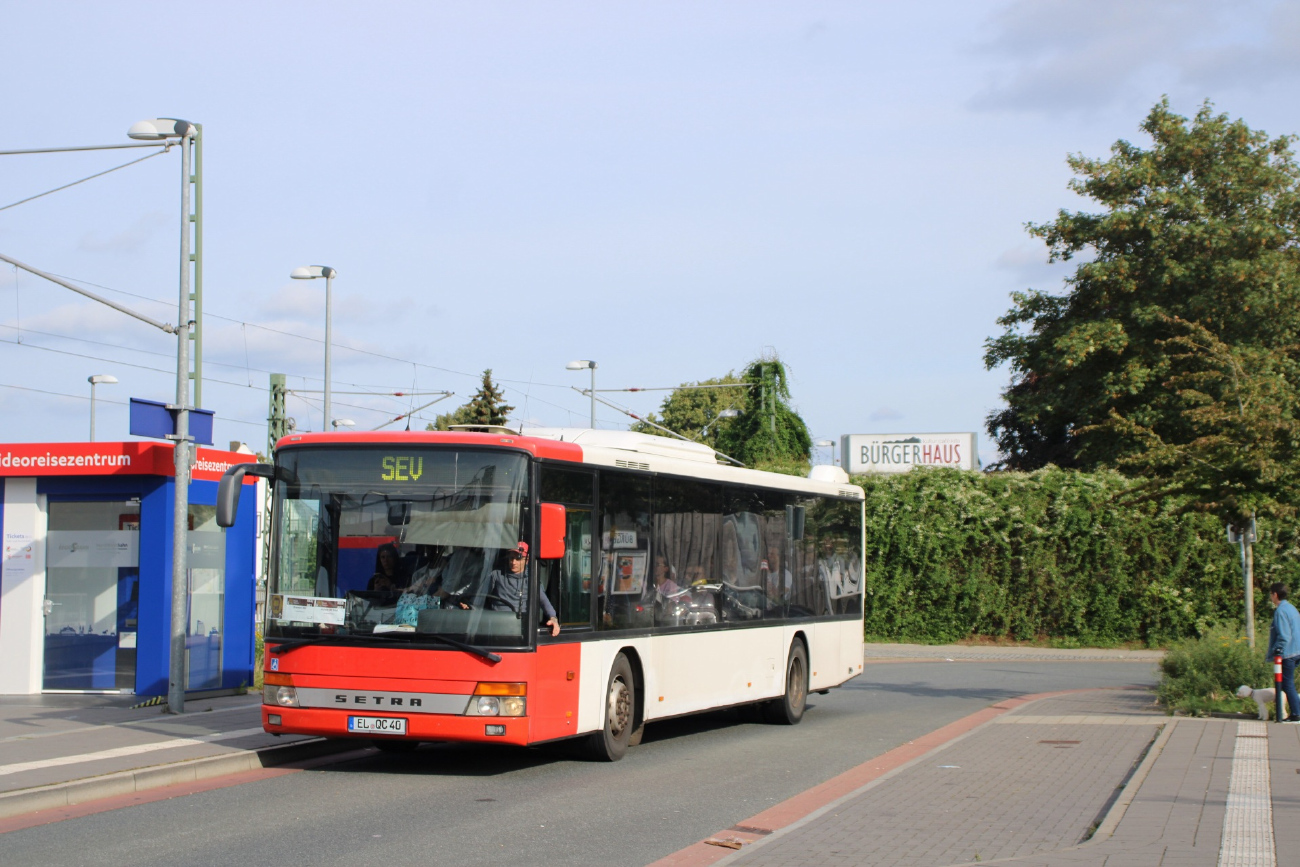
855;467;1300;646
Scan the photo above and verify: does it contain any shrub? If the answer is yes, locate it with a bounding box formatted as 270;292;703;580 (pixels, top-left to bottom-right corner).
1156;624;1271;715
856;466;1298;645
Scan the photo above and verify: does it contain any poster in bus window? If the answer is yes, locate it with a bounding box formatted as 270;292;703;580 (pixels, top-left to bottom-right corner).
605;530;637;549
612;552;646;595
274;594;346;625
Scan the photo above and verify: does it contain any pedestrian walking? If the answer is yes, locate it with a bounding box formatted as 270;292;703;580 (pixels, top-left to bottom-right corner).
1267;582;1300;723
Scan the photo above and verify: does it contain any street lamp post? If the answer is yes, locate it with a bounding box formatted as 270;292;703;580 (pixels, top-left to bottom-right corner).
87;374;118;441
128;116;198;715
702;408;740;440
566;360;597;428
815;439;836;466
291;266;337;429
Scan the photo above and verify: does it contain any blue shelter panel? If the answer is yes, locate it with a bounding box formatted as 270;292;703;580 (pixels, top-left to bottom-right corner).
221;481;259;690
135;479;172;696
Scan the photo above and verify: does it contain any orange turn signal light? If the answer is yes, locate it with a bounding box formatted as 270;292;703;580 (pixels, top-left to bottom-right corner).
264;672;294;686
474;682;526;696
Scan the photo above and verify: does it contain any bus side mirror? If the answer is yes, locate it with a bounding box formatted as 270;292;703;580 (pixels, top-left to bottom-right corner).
216;463;275;527
538;502;567;560
789;505;806;541
387;502;412;526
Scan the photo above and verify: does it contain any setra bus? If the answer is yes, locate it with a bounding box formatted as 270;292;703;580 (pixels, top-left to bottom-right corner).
217;427;865;760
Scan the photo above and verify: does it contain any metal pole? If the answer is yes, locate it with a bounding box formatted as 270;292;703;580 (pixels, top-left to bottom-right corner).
0;252;174;333
590;364;596;429
190;124;203;408
89;381;96;441
323;272;333;429
168;131;194;715
1245;532;1256;649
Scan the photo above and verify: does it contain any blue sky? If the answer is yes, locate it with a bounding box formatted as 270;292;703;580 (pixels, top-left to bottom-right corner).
1;1;1297;467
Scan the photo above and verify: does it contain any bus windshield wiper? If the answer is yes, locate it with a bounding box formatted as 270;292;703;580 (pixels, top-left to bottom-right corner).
415;633;502;663
268;632;501;663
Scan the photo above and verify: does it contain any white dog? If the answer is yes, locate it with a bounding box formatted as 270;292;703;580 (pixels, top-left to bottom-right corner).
1237;684;1288;720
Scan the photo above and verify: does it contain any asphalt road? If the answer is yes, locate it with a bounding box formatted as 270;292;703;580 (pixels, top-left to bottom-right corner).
2;661;1159;867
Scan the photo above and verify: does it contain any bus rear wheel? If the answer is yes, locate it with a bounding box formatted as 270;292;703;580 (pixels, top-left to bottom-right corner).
763;642;807;725
585;653;635;761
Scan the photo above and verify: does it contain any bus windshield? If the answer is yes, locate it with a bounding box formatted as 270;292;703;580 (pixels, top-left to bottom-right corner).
267;446;534;647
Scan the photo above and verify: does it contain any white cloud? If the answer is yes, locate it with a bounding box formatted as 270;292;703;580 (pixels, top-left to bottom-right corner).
969;0;1298;115
869;406;903;422
79;212;170;254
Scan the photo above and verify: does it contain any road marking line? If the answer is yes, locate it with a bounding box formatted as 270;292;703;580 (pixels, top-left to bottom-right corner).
1217;721;1275;867
0;728;267;777
0;702;262;744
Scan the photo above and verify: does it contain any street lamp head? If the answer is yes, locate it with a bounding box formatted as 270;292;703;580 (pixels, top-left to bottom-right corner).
815;439;834;447
88;374;118;385
127;118;196;140
331;418;355;429
291;265;337;280
566;360;596;370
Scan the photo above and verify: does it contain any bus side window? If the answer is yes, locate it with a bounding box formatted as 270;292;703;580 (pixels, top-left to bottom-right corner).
540;466;596;630
557;508;593;628
598;471;652;630
654;478;723;629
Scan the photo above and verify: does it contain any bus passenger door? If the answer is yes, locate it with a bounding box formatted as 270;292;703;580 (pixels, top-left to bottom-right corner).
557;508;593;630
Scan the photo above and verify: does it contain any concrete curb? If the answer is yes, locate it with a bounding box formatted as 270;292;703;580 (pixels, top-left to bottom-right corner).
0;736;354;820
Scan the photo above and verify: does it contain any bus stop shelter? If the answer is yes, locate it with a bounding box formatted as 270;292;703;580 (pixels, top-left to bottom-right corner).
0;441;258;697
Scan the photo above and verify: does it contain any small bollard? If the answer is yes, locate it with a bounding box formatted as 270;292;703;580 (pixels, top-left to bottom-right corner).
1276;655;1285;723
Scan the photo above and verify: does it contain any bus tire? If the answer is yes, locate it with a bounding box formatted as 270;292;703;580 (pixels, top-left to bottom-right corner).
585;653;635;761
764;642;807;725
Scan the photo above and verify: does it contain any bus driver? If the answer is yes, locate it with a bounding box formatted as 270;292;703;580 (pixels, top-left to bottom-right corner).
475;542;560;637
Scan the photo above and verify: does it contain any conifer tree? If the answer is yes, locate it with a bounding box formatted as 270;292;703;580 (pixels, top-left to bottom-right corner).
426;370;514;430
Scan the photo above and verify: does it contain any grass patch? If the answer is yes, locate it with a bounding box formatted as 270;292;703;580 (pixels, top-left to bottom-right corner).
1157;623;1271;716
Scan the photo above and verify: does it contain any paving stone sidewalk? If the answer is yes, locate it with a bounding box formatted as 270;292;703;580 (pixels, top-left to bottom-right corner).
0;693;328;814
721;689;1169;866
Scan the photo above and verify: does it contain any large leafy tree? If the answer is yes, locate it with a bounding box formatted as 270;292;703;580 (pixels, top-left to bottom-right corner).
985;99;1300;486
1101;316;1300;521
426;369;514;430
633;355;812;470
714;355;812;469
629;373;749;450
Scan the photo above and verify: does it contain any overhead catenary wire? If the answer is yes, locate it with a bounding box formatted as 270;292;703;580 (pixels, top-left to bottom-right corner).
0;146;173;213
6;269;677;427
0;381;267;430
569;387;746;467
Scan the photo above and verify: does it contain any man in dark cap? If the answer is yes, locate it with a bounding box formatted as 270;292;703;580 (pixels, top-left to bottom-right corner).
484;541;560;636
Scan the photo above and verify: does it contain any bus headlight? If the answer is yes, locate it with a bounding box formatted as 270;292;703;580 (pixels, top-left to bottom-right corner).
465;695;525;716
466;682;525;716
263;685;299;707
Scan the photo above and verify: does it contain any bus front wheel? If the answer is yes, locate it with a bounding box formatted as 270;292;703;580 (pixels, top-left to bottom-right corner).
585;653;635;761
764;642;807;725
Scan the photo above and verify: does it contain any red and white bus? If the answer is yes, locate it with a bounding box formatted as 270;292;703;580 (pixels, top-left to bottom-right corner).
218;428;865;760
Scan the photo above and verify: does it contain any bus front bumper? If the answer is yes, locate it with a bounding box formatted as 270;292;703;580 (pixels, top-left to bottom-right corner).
262;706;532;746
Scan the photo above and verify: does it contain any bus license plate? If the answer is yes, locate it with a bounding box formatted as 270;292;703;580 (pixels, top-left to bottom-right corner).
348;716;407;736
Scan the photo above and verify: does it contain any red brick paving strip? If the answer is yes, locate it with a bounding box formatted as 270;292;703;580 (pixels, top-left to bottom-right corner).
644;688;1112;867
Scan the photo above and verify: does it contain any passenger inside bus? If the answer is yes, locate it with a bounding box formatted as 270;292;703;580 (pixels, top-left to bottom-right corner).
367;543;408;592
